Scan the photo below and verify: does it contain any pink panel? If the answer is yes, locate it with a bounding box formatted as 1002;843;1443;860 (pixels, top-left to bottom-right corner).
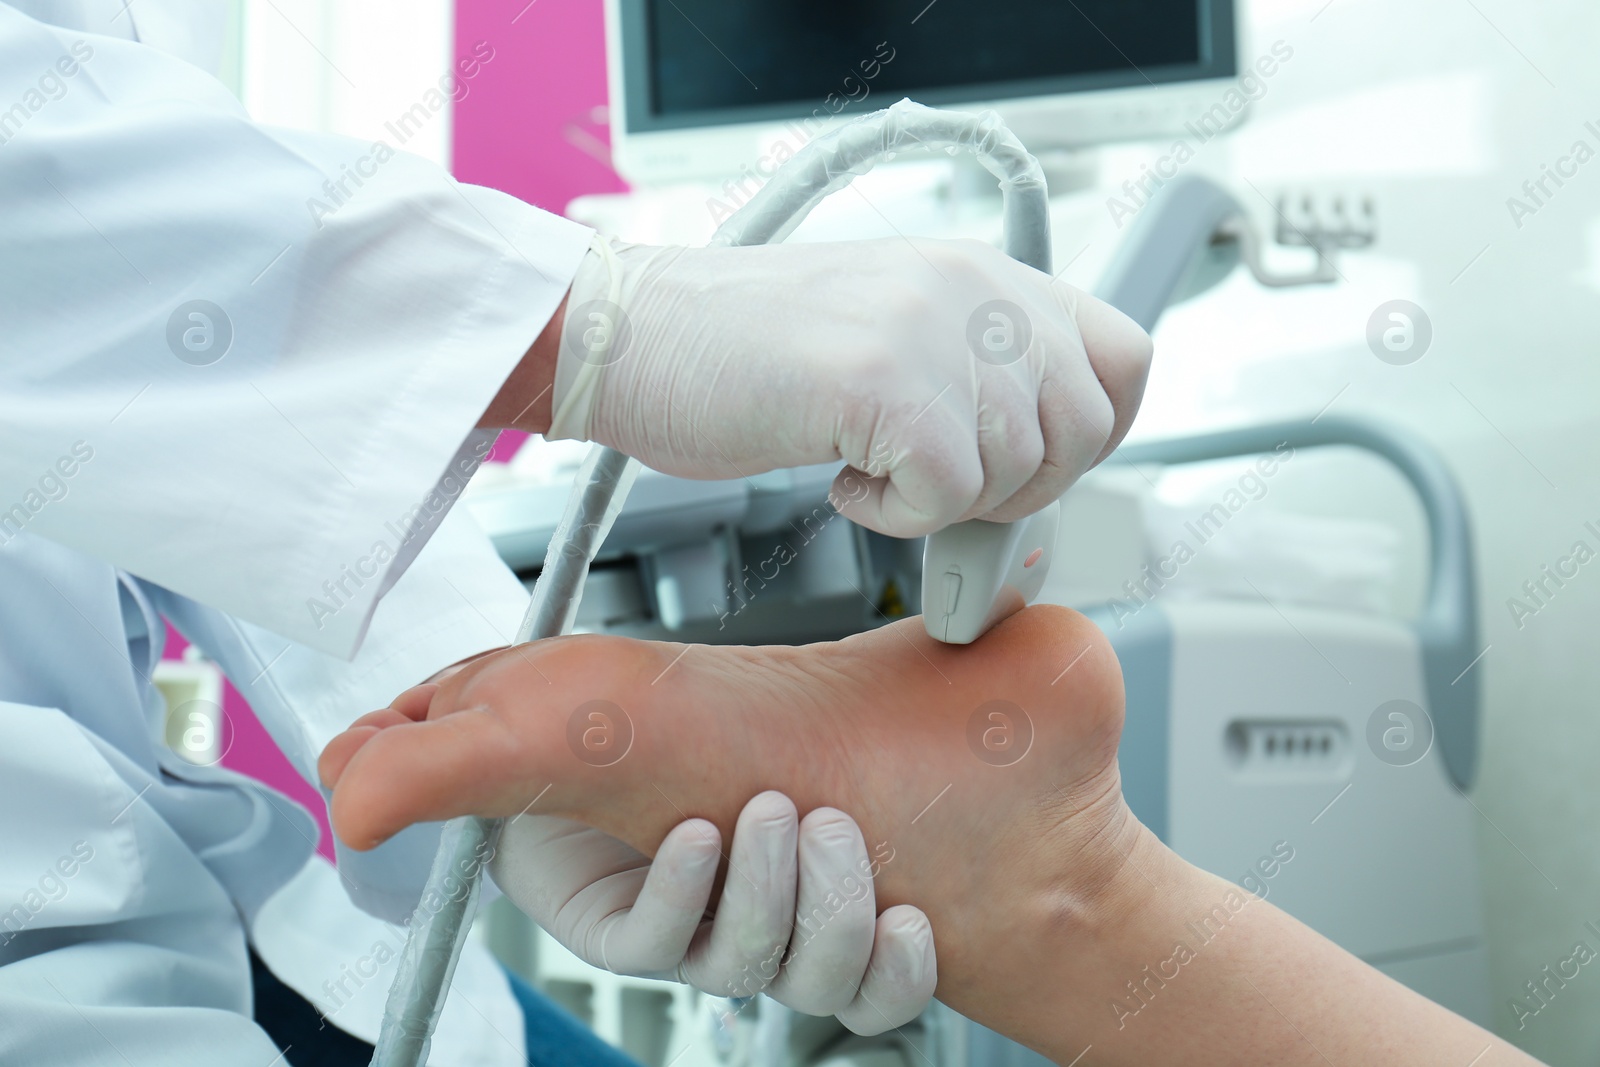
487;428;528;463
453;0;628;215
456;0;626;462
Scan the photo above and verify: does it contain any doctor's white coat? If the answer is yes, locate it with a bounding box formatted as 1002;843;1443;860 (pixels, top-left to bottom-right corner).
0;1;591;1061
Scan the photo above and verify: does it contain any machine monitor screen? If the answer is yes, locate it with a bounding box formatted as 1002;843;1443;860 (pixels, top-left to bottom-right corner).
622;0;1237;132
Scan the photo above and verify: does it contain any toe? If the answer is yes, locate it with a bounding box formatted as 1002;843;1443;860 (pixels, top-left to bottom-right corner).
317;724;380;789
391;682;440;721
317;708;414;787
328;708;532;850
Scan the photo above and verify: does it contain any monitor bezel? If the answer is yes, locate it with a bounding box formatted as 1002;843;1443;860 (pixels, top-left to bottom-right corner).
615;0;1239;135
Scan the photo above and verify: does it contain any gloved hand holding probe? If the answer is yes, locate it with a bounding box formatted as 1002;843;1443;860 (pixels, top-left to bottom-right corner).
489;234;1153;535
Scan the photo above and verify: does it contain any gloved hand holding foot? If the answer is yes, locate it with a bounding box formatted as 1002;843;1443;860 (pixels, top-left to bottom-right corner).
491;795;935;1036
419;650;935;1033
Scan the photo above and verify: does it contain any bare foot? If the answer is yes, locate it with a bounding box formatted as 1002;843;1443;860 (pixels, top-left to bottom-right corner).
320;606;1152;1045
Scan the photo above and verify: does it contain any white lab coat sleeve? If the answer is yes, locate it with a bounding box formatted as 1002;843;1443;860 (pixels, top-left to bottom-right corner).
0;6;591;659
143;502;530;922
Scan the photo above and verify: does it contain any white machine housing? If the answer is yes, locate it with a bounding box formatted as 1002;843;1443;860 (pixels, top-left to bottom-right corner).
1103;597;1489;1020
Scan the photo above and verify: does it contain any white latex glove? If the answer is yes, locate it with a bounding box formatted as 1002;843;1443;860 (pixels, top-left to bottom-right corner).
489;791;935;1036
549;235;1152;537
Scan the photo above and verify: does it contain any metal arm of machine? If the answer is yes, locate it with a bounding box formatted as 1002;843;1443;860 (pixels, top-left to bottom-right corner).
1094;175;1251;332
1096;176;1373;328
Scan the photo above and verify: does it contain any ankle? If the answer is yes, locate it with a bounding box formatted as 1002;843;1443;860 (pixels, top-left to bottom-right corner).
977;815;1193;1061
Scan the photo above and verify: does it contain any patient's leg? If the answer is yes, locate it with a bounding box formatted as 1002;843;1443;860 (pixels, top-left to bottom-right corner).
321;606;1146;1046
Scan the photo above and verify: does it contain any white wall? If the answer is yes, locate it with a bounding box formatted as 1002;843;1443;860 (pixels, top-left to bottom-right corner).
238;0;454;168
1124;0;1600;1062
